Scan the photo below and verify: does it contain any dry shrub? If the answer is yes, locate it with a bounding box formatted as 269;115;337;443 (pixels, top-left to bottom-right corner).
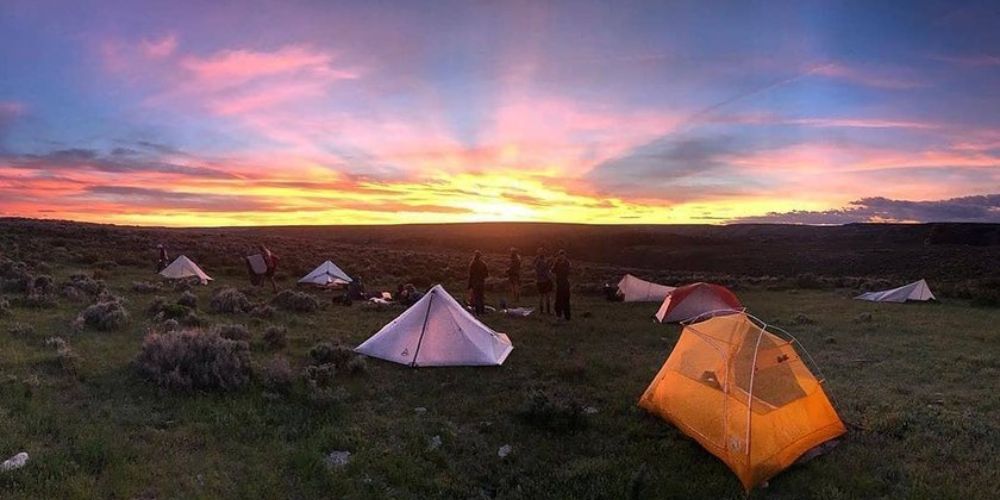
260;355;294;394
210;287;251;314
135;329;252;391
8;322;33;337
64;274;105;296
12;291;58;309
271;290;319;313
263;325;287;350
45;337;79;374
214;323;251;341
516;389;588;433
309;341;354;367
177;291;198;309
248;303;276;319
79;298;129;331
132;281;161;293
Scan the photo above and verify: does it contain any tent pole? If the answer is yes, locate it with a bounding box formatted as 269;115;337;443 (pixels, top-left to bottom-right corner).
411;290;436;367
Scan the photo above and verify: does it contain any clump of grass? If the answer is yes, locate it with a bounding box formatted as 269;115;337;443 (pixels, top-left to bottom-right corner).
516;389;588;433
260;355;294;394
210;287;251;314
271;290;319;313
78;297;129;331
177;291;198;309
134;329;252;391
214;323;251;342
263;325;287;350
131;281;161;294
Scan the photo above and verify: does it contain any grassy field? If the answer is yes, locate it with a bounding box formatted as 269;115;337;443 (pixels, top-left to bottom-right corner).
1;262;998;499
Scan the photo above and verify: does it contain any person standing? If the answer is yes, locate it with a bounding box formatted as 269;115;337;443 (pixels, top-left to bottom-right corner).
506;247;522;305
155;244;169;272
551;249;571;320
533;247;553;315
259;244;279;293
468;250;489;315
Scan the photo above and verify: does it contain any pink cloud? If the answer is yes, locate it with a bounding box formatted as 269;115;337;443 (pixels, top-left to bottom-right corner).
141;34;177;58
810;62;925;89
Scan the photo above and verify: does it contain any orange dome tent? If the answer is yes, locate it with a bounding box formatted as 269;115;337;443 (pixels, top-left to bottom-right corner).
654;282;742;323
639;312;845;490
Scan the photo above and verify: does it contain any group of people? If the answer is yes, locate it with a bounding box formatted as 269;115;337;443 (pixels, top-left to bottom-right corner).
468;247;572;320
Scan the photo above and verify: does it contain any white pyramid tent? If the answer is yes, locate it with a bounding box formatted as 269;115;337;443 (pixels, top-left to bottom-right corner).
298;260;352;287
617;274;676;302
159;255;212;285
855;279;935;303
355;285;513;367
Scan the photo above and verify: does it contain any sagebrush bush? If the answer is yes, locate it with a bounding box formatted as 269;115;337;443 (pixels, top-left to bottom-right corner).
8;322;33;336
214;323;251;341
248;303;276;319
31;275;54;294
177;291;198;309
516;389;588;433
263;325;287;350
346;356;369;376
309;341;355;368
210;287;251;314
260;356;294;394
132;281;161;293
64;274;105;295
13;291;58;309
135;329;252;391
79;299;129;331
271;290;319;313
303;363;336;389
0;297;9;317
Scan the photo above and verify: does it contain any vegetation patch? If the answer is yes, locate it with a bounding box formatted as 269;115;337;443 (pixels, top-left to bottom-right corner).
135;329;252;391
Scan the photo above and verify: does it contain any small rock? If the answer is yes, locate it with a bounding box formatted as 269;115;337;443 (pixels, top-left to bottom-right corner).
584;406;599;415
1;452;28;472
497;444;512;458
428;435;442;450
325;450;351;468
414;407;427;414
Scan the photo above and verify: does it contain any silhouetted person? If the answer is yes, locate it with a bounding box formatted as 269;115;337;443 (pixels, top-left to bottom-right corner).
552;249;571;320
468;250;489;315
534;247;553;314
155;244;169;272
506;247;522;305
259;244;279;293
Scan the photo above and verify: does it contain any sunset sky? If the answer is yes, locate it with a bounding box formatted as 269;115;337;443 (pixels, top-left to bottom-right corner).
0;0;997;226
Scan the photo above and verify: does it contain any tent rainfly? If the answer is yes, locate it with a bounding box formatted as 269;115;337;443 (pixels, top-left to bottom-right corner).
617;274;676;302
854;279;935;303
298;260;352;287
655;282;742;323
354;285;513;367
639;312;846;491
159;255;212;285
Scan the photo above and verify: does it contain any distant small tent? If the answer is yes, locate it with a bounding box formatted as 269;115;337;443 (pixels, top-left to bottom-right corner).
617;274;676;302
655;282;742;323
855;279;935;303
355;285;513;367
639;312;846;491
159;255;212;285
298;261;352;287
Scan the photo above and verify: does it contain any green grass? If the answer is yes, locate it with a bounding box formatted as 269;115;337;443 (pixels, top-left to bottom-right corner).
1;265;998;499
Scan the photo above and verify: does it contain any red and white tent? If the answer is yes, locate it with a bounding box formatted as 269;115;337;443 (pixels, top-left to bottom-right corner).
655;282;742;323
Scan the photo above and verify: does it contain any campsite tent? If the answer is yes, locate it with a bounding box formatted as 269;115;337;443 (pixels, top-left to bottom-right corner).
159;255;212;285
655;282;742;323
617;274;676;302
855;279;935;303
298;260;352;287
639;312;846;490
355;285;513;367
